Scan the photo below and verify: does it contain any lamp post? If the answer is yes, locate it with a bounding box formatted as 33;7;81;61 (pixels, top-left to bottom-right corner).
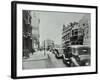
44;40;46;56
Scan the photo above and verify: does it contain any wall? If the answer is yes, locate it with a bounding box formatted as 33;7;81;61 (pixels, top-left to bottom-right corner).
79;14;91;46
30;11;40;49
0;0;99;80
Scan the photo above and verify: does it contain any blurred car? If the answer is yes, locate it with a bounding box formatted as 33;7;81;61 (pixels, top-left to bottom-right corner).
53;48;63;59
63;45;91;67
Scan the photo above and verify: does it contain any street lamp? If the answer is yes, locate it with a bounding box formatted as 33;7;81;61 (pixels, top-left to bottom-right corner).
44;40;46;56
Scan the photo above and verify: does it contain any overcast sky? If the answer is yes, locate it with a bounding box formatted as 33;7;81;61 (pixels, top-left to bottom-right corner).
32;11;86;45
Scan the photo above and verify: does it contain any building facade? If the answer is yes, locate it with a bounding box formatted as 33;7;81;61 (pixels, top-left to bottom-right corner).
23;10;32;56
62;22;84;48
79;14;91;46
62;24;72;48
70;22;84;45
42;39;54;50
30;11;40;51
62;14;90;48
23;11;40;57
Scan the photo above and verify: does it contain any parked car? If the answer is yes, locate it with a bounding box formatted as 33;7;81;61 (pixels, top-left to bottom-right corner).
53;48;63;59
63;45;91;67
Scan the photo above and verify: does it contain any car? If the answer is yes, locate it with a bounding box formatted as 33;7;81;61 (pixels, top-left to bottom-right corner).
62;45;91;67
53;48;63;59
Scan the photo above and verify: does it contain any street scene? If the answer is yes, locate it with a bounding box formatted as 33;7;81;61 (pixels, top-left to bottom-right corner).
22;10;91;69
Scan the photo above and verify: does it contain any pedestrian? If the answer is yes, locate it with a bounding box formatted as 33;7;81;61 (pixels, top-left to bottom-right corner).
31;49;35;55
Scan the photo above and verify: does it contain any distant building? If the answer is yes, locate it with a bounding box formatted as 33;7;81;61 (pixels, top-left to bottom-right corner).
54;44;62;49
30;12;40;50
79;14;91;46
42;39;54;50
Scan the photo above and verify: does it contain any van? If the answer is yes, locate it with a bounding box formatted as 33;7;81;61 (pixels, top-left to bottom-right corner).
63;45;91;67
53;48;63;59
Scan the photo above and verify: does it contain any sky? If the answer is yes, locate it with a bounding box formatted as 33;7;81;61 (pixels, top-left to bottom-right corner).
32;11;86;45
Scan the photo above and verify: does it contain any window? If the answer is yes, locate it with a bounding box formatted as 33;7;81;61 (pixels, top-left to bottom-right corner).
72;29;78;36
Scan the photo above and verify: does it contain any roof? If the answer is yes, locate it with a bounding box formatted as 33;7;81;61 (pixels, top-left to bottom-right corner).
68;45;90;48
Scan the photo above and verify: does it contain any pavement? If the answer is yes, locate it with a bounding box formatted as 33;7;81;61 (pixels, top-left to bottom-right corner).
23;51;48;61
22;50;67;69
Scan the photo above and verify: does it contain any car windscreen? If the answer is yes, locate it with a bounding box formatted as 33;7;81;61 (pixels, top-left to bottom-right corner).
54;48;65;54
63;47;72;58
77;47;90;55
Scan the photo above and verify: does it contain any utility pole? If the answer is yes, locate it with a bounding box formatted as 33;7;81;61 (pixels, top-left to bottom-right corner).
44;40;46;56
